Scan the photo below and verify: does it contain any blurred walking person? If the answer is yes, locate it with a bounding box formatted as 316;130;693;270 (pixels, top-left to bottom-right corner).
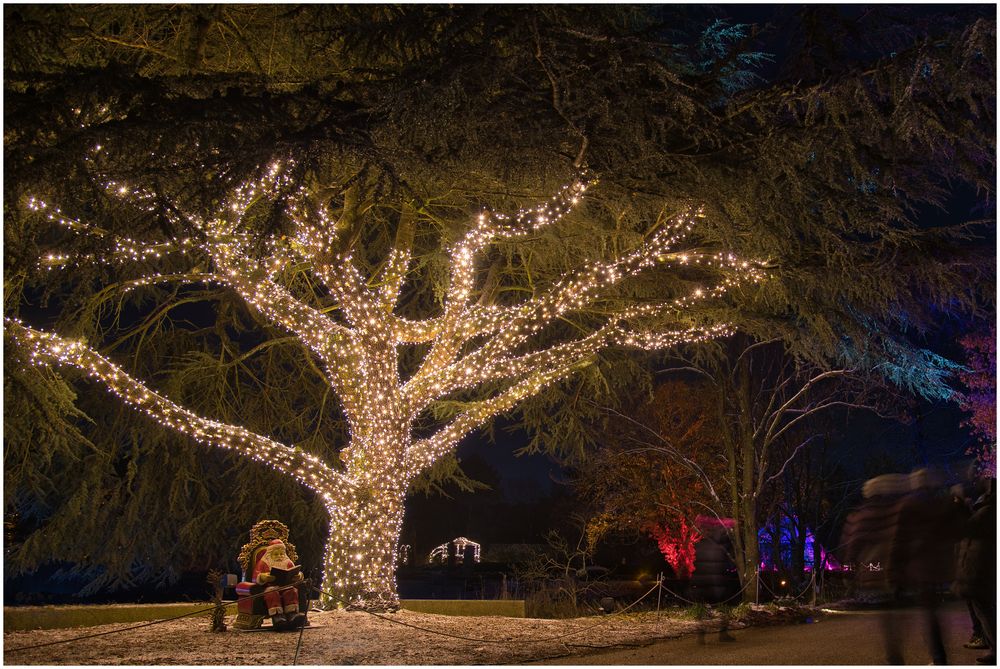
841;473;908;663
953;478;996;665
691;517;736;643
841;474;908;595
885;468;965;665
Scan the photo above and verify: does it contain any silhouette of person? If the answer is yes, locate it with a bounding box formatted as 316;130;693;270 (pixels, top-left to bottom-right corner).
841;473;908;593
841;473;909;663
691;519;736;643
884;469;964;665
953;478;997;665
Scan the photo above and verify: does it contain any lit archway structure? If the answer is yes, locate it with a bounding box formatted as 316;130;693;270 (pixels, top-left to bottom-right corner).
429;537;481;564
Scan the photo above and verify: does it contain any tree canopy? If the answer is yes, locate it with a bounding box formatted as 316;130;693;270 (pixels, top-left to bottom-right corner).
4;5;994;594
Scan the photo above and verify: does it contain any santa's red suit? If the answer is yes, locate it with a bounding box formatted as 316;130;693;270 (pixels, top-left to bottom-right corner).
253;539;300;617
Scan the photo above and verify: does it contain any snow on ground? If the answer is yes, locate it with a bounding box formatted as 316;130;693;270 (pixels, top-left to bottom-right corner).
5;608;727;665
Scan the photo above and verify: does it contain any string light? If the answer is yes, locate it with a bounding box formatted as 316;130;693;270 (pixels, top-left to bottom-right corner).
12;165;767;610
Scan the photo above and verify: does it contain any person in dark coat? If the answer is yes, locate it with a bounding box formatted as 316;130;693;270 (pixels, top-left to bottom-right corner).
841;473;911;663
953;478;990;651
690;520;736;643
845;470;964;664
883;469;965;665
953;479;997;665
840;473;909;597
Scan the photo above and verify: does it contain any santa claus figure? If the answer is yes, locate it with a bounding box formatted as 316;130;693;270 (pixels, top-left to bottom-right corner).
253;539;304;629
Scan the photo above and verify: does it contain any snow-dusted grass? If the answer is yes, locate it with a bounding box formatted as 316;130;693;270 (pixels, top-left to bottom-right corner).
5;607;720;665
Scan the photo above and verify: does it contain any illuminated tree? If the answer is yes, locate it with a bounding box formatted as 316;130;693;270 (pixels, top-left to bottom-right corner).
581;336;914;601
670;336;934;601
651;518;701;580
7;163;766;609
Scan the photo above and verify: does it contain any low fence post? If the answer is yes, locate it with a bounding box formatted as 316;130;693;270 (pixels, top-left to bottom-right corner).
656;572;663;619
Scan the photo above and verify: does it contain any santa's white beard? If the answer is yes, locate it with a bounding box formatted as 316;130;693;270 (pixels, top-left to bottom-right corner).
263;551;290;568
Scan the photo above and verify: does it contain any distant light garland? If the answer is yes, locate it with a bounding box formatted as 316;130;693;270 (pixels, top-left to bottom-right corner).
14;163;767;609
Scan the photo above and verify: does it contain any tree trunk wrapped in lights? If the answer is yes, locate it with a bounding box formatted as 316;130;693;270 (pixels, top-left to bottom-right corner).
8;166;766;609
322;488;406;610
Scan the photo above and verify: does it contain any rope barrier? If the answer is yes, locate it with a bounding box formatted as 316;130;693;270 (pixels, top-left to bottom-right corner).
292;609;307;665
655;572;755;607
6;578;660;655
9;566;809;660
5;582;306;654
311;581;663;645
757;572;814;602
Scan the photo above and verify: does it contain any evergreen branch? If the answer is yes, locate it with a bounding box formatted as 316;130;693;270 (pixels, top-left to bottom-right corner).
532;19;589;167
188;336;301;370
82;24;179;62
27;197;204;270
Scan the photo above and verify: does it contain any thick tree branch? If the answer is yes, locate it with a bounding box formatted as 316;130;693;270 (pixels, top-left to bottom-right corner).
409;176;593;388
404;328;609;417
376;203;416;312
6;319;354;502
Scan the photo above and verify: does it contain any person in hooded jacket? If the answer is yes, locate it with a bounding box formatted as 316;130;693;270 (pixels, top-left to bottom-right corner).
841;473;910;663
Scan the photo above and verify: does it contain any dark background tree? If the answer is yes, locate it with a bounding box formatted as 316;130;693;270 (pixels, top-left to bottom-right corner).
4;5;994;598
